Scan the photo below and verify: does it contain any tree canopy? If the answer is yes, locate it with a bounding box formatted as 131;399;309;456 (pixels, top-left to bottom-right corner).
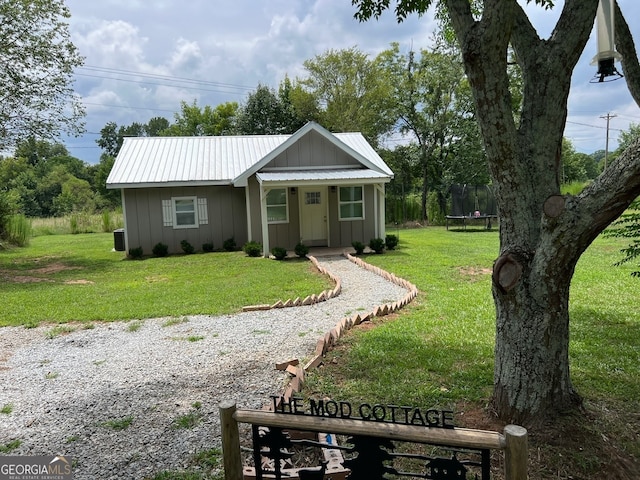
0;0;85;150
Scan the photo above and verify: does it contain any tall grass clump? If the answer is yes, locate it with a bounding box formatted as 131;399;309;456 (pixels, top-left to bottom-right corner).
6;214;32;246
101;211;113;232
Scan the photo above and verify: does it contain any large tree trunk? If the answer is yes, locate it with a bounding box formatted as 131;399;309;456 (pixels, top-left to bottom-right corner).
446;0;640;425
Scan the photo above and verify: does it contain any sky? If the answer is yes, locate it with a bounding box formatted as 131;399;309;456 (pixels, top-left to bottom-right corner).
62;0;640;164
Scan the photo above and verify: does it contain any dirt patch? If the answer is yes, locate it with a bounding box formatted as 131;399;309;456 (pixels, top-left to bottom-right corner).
459;266;492;277
0;261;83;283
1;274;55;284
452;401;639;480
29;262;82;275
64;279;94;285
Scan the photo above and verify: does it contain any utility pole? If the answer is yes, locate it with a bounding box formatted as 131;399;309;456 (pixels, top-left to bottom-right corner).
600;112;616;170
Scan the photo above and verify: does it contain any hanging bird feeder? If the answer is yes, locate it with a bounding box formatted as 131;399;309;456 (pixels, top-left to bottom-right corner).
590;0;623;83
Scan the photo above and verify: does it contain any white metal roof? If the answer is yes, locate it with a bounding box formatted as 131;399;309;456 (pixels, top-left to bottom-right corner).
256;169;390;186
106;122;393;189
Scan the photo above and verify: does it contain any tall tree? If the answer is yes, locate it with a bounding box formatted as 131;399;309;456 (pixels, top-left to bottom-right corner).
96;117;170;158
236;83;305;135
0;0;85;150
300;47;395;146
379;42;475;220
353;0;640;425
162;100;238;137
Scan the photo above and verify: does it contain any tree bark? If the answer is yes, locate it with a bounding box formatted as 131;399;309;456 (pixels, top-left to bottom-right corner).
446;0;640;425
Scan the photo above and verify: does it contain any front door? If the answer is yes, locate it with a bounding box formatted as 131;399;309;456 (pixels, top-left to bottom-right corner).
299;186;328;246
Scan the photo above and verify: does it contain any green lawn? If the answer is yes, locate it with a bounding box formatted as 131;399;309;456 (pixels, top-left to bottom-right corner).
0;233;331;327
304;227;639;479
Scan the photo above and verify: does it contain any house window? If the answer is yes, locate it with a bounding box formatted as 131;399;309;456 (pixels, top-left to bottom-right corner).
305;191;321;205
266;188;288;223
339;186;364;220
162;197;208;229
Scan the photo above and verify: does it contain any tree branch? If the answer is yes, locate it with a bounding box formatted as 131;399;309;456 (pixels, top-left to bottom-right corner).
576;137;640;245
615;1;640;107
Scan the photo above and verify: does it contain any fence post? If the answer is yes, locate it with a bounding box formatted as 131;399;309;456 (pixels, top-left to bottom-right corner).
504;424;528;480
219;400;243;480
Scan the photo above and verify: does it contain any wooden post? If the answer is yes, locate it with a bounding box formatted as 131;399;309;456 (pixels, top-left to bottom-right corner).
219;400;243;480
504;424;528;480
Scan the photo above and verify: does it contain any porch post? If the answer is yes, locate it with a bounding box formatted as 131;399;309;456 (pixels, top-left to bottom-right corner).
259;186;269;257
245;185;252;241
376;184;386;239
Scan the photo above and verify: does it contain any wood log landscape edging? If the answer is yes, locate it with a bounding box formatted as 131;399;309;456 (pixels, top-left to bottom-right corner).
274;252;419;406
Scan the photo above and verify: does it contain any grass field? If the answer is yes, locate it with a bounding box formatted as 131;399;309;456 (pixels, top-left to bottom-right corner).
0;233;331;327
304;227;639;479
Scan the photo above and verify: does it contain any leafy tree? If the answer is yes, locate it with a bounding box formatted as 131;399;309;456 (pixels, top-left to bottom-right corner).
354;0;640;425
300;47;395;146
162;100;238;136
604;123;640;277
14;138;69;167
52;176;95;215
605;199;640;277
96;117;170;158
380;145;422;222
617;122;640;153
93;154;120;209
379;42;481;220
0;0;85;150
236;84;304;135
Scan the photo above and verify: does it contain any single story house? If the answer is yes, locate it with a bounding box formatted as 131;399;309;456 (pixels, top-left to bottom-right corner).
106;122;394;256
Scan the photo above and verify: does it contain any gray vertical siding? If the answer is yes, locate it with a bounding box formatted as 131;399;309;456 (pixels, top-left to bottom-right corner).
329;184;376;247
123;186;247;255
270;130;360;169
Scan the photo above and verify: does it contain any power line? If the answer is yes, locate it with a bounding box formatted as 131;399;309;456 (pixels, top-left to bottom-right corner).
75;65;256;95
79;65;255;91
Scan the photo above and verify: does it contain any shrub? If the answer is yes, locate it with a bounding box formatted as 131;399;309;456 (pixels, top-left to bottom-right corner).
128;246;144;259
243;241;262;257
180;240;195;254
202;242;214;252
426;190;446;226
152;242;169;257
369;237;385;254
352;241;365;255
385;234;399;250
223;237;237;251
294;242;309;258
271;246;287;260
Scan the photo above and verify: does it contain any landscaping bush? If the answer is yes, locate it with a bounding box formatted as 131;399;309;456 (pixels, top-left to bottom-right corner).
271;246;287;260
294;242;309;258
369;237;385;254
128;246;143;259
180;240;195;255
152;242;169;257
243;241;262;257
385;234;399;250
223;237;236;252
352;240;365;255
202;242;214;252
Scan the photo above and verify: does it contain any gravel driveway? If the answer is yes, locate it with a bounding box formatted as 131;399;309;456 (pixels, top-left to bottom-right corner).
0;256;408;479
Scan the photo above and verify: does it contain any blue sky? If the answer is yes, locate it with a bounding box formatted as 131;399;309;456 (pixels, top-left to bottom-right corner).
63;0;640;164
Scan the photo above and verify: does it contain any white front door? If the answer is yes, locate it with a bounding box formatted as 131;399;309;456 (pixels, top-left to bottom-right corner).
299;186;328;246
